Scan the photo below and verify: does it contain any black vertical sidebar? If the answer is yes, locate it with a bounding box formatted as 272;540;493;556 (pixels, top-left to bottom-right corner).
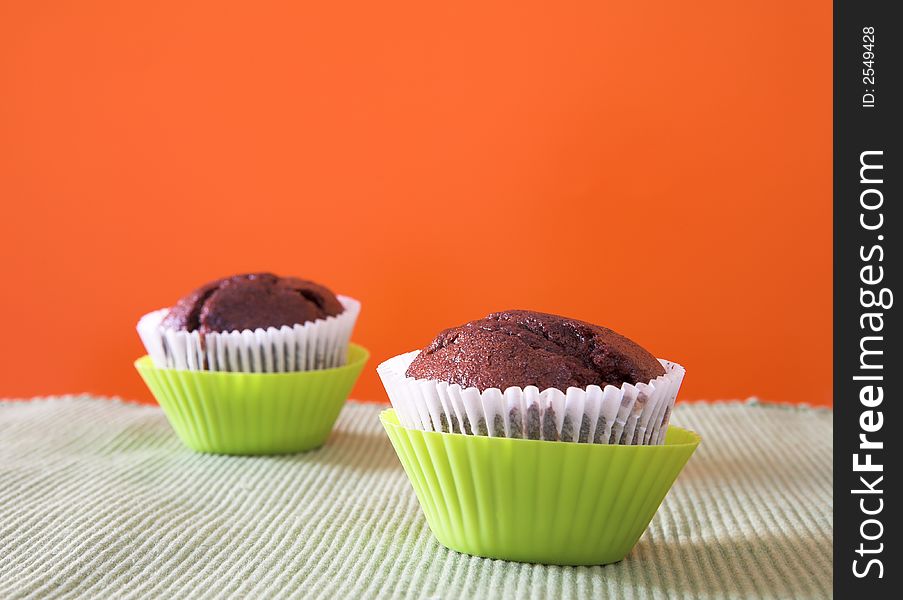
835;0;900;596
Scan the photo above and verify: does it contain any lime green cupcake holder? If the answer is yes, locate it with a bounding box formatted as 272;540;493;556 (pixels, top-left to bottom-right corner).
380;408;699;566
135;343;369;455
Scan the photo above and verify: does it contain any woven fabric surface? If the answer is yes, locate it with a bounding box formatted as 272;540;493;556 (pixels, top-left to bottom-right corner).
0;397;832;599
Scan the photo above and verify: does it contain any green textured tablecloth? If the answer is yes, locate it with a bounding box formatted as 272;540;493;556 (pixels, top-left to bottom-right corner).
0;397;832;599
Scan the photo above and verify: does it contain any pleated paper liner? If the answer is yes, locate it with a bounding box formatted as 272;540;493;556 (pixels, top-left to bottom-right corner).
380;408;700;565
137;295;361;373
135;343;369;455
378;350;685;445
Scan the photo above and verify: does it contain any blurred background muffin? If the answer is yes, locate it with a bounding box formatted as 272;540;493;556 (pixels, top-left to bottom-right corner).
138;272;360;372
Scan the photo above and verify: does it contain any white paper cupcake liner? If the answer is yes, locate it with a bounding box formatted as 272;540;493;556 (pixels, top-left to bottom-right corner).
377;350;685;445
137;296;361;373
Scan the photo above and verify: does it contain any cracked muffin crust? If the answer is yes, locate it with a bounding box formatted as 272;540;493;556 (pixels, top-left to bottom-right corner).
405;309;665;392
161;272;344;334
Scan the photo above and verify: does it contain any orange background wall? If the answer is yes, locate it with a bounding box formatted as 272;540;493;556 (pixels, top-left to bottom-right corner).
0;1;831;406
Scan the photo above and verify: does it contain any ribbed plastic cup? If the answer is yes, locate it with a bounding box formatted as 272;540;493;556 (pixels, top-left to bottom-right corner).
380;408;699;565
135;343;369;455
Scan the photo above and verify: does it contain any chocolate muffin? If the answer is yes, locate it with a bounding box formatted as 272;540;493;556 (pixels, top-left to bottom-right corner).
162;272;344;334
405;310;665;392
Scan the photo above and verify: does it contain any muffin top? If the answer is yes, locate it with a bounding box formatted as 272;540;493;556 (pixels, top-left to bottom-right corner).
405;310;664;392
161;272;344;334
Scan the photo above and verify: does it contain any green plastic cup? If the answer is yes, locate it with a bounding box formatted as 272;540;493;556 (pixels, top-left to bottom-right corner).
135;343;369;455
380;408;699;565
